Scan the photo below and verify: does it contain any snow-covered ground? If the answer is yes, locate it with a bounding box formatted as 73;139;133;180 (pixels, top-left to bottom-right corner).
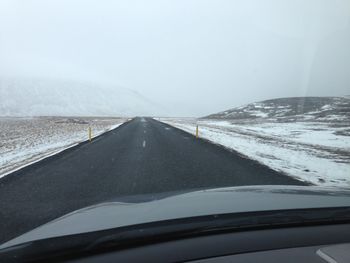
0;117;126;178
161;118;350;187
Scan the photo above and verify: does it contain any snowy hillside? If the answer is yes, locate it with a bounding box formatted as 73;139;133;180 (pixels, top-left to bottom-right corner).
0;78;166;117
206;97;350;122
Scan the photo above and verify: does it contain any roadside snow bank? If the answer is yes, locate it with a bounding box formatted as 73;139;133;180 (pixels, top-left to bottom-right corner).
161;118;350;187
0;117;126;178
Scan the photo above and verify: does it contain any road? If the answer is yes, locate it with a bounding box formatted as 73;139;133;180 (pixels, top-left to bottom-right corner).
0;117;305;243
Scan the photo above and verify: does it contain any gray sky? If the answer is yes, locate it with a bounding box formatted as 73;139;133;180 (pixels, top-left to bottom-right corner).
1;0;349;116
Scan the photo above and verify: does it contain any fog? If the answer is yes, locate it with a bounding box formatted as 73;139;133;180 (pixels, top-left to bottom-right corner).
1;0;349;116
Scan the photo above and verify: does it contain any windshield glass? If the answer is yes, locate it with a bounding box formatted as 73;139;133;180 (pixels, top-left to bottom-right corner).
0;0;349;246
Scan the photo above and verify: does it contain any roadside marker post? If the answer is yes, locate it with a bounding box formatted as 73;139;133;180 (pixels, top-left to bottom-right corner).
89;127;92;142
196;125;199;139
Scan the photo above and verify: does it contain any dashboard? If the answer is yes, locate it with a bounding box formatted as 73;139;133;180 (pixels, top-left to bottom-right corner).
68;223;350;263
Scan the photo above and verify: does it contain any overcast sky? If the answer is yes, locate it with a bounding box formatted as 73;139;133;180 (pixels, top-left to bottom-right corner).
0;0;349;116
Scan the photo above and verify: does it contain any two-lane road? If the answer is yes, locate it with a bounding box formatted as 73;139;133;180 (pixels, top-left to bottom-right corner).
0;117;305;243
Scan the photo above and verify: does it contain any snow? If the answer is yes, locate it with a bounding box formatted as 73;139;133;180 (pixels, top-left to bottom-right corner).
161;118;350;187
321;104;332;110
0;117;126;178
249;110;269;118
0;78;167;117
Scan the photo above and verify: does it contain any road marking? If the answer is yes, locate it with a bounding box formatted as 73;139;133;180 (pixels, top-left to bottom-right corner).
165;127;171;130
144;130;146;134
142;140;146;148
316;249;338;263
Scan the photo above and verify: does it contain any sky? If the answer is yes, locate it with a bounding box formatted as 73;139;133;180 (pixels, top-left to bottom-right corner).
0;0;349;116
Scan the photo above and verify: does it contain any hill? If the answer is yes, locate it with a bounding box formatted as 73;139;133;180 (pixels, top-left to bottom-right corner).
0;78;166;117
205;97;350;122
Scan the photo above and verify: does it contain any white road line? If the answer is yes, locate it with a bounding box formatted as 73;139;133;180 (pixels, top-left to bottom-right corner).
144;130;146;134
142;140;146;148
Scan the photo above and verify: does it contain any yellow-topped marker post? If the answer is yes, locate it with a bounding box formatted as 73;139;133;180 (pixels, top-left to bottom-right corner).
89;127;92;142
196;125;199;139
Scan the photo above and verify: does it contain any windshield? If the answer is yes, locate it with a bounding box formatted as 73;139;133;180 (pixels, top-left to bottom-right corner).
0;0;349;247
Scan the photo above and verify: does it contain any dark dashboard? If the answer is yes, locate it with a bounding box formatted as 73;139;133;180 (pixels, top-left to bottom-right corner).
67;223;350;263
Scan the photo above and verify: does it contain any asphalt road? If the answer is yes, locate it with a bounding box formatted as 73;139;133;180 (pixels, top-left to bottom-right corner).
0;117;305;243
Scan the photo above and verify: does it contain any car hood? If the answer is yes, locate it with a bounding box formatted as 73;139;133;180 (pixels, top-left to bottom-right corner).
1;185;350;249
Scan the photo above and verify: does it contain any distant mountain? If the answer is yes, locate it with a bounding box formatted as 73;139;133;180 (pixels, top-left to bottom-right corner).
204;97;350;121
0;78;167;117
